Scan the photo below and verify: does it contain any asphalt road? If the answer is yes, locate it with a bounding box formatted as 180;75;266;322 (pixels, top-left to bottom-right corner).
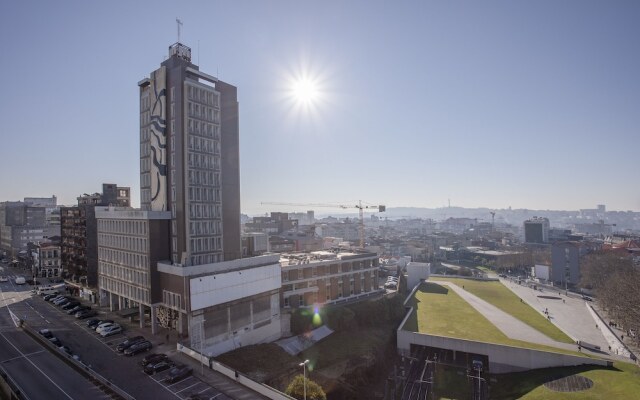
0;275;109;400
2;267;239;400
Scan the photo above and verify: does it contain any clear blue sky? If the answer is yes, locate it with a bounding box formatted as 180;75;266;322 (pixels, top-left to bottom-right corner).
1;1;638;214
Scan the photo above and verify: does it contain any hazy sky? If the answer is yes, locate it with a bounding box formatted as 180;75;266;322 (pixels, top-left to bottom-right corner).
1;1;638;215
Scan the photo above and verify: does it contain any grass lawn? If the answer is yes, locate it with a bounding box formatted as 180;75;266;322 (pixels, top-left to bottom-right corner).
430;277;574;344
301;327;393;371
404;282;589;357
489;361;640;399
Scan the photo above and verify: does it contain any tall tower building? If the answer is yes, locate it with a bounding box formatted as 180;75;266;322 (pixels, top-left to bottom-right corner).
138;42;241;266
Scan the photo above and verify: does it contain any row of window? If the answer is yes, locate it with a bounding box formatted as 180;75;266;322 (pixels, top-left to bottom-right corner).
188;187;220;203
187;102;220;123
97;247;148;270
100;275;150;305
188;169;220;187
283;278;374;307
189;236;222;253
98;233;148;254
187;119;220;138
190;253;222;266
99;261;149;287
187;85;219;107
98;219;148;237
189;220;221;236
188;139;220;161
188;203;221;220
282;262;377;282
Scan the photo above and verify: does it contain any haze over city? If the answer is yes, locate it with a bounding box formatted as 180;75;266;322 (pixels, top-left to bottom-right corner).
1;1;639;213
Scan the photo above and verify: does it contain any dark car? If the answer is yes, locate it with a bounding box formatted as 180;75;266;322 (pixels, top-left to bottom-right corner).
59;345;72;355
43;294;58;301
56;298;72;307
62;301;81;310
165;364;192;383
38;328;53;339
124;340;152;356
66;305;85;314
116;336;145;352
76;309;97;319
86;318;101;328
140;353;168;367
49;337;62;346
144;359;174;375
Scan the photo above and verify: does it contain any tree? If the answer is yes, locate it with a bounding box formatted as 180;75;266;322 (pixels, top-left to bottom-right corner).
286;374;326;400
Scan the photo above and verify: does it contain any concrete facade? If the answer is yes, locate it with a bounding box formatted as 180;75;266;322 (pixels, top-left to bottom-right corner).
95;207;171;331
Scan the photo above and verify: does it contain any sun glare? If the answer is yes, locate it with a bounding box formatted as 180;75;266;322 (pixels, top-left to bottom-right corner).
292;78;318;104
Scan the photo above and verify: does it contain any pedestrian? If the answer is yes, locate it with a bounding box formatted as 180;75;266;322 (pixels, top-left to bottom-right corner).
578;345;582;352
166;333;169;342
621;335;624;340
563;299;565;303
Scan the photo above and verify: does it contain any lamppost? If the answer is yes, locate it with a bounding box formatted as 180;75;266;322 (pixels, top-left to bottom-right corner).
299;359;309;400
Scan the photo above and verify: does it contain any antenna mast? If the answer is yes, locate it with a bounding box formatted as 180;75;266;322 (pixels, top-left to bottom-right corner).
176;18;183;43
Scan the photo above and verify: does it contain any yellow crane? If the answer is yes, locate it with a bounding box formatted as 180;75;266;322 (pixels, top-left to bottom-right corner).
260;201;386;247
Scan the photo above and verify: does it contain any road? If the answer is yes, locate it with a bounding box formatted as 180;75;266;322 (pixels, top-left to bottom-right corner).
2;267;244;400
0;274;110;400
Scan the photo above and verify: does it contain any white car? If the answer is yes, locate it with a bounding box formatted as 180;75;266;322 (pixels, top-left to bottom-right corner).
96;322;116;334
0;276;8;283
100;324;123;337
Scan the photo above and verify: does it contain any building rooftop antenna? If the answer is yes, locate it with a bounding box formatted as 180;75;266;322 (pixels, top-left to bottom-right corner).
176;18;183;43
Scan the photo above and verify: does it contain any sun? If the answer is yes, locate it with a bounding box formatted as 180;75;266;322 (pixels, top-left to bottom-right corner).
291;78;318;104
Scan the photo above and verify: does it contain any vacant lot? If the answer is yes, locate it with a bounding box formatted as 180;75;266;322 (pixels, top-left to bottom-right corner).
431;277;573;343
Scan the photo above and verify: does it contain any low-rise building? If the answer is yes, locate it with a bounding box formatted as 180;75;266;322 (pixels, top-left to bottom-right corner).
280;249;380;308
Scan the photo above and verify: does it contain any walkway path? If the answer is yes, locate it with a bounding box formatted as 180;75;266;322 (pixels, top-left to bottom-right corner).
437;281;576;351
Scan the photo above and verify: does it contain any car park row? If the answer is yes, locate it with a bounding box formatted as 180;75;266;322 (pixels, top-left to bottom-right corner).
37;291;218;399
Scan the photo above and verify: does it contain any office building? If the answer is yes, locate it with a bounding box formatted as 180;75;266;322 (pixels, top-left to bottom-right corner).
138;42;240;266
0;200;60;255
524;217;550;244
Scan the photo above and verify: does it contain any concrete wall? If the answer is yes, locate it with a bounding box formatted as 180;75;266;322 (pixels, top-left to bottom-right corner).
397;324;609;373
178;344;294;400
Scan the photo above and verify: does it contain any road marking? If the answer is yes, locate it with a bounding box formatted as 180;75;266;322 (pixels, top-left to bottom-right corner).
197;386;212;394
0;331;75;399
167;375;194;388
175;381;200;393
1;349;45;363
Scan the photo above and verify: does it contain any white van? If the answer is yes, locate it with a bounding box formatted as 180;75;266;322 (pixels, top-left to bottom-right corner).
39;288;60;296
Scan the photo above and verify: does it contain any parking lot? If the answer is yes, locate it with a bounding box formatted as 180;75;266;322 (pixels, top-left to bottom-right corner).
41;294;233;400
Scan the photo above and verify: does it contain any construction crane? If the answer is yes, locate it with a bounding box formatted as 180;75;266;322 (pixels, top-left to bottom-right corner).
261;200;386;247
490;211;496;231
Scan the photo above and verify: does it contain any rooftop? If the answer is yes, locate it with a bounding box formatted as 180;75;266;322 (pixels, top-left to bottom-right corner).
279;249;376;267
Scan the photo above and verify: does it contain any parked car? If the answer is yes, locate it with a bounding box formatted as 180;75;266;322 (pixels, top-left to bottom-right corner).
50;295;66;303
76;309;97;319
116;336;145;352
165;364;193;383
43;293;58;301
38;328;53;339
144;359;174;374
62;301;81;310
96;322;116;334
55;298;71;307
124;340;152;356
92;320;114;331
140;353;168;367
49;337;62;346
0;276;8;283
59;345;72;355
86;318;102;328
65;305;84;314
100;325;123;337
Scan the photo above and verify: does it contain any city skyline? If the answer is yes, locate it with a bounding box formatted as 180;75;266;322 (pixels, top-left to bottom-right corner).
1;1;639;214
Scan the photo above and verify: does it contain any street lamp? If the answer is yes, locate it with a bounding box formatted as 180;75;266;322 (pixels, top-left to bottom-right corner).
299;359;309;400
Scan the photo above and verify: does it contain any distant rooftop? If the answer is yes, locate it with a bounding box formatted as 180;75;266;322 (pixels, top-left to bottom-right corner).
279;249;376;267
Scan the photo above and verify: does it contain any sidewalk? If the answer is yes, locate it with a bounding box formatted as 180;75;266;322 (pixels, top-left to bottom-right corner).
90;300;267;400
